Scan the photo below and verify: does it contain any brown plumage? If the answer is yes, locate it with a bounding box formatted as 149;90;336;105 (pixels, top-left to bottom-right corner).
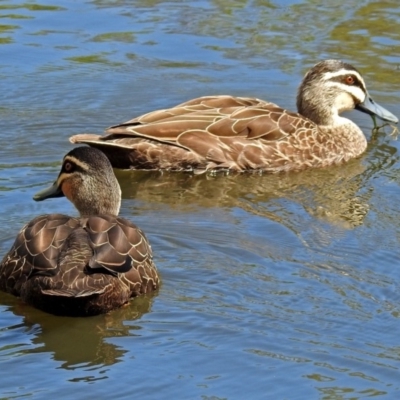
70;60;398;173
0;147;159;316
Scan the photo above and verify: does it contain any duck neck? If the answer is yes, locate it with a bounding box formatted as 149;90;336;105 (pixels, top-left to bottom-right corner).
297;76;355;126
77;197;121;217
73;176;121;217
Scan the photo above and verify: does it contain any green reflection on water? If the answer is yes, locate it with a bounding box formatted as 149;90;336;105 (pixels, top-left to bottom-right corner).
0;36;12;44
0;22;15;44
91;32;136;43
327;1;400;84
0;23;18;31
0;3;64;11
65;54;125;66
0;13;33;19
157;61;206;68
0;0;399;84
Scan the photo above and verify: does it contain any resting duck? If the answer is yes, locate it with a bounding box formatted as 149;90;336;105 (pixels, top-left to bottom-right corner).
70;60;398;173
0;147;159;316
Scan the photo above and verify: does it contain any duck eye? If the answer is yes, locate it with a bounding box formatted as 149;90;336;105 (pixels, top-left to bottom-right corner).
345;75;355;85
64;162;73;172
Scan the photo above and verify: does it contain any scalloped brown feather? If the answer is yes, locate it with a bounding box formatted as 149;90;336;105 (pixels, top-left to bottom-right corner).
0;214;159;316
69;95;367;172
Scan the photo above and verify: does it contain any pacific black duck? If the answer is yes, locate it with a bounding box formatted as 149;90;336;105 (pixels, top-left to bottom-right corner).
70;60;398;173
0;147;159;316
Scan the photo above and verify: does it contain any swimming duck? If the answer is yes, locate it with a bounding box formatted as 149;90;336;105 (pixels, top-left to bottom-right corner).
0;147;159;316
70;60;398;173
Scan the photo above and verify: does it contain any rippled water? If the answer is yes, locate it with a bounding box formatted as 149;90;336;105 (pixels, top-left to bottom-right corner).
1;1;400;399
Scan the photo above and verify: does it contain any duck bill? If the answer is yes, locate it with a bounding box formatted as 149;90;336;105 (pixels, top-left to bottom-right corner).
356;94;398;124
33;181;64;201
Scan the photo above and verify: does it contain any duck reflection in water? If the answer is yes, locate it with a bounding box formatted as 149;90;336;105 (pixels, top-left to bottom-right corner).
0;290;156;369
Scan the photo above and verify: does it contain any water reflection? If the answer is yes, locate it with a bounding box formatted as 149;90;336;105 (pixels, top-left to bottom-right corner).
114;145;390;229
1;1;400;87
0;290;157;370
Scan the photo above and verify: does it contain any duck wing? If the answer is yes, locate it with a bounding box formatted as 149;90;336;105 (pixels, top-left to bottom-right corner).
69;95;316;171
83;215;158;296
70;95;283;145
0;214;80;296
0;215;158;300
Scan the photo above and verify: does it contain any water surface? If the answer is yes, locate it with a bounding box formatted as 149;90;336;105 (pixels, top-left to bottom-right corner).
1;1;400;399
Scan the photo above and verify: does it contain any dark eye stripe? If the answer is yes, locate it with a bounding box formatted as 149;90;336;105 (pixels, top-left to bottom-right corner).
62;156;90;174
62;161;86;174
330;74;366;92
